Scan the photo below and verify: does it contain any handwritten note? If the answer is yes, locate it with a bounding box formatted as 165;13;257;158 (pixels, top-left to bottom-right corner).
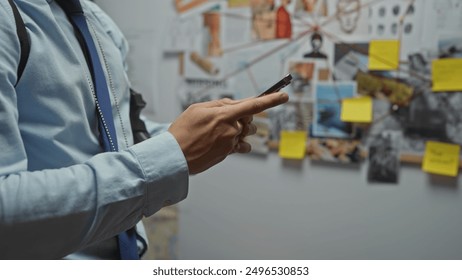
432;58;462;92
368;40;400;70
279;131;307;160
422;141;460;177
341;96;373;123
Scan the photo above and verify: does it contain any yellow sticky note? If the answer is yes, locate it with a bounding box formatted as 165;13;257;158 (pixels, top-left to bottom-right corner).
368;40;400;70
341;96;373;123
228;0;249;7
422;141;460;177
279;131;307;160
432;58;462;92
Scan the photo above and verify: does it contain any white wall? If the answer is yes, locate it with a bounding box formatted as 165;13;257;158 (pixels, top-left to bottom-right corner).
96;0;462;260
180;154;462;259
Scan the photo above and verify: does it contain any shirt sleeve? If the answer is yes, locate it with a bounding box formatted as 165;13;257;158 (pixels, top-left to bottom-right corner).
0;1;188;259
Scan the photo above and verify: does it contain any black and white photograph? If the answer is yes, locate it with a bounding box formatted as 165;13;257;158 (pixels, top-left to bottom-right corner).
177;78;235;109
367;130;401;183
439;36;462;58
268;101;313;141
333;42;369;81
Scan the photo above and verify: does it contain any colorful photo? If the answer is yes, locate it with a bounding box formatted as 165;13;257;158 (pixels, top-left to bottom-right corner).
251;0;277;40
308;138;365;163
312;82;356;138
286;60;315;99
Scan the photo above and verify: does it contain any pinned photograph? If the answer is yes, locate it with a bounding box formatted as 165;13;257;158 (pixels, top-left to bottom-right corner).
285;60;315;100
323;0;369;36
335;0;362;34
439;36;462;58
251;0;277;40
355;71;414;107
405;91;462;146
308;138;365;164
184;50;226;79
177;78;235;109
333;42;369;81
367;131;401;183
303;32;328;59
312;82;356;139
268;101;313;141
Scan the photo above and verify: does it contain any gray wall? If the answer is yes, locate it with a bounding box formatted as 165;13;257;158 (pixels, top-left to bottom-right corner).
179;154;461;259
96;0;462;260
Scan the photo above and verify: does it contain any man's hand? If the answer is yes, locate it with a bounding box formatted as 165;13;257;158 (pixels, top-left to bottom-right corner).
168;92;289;174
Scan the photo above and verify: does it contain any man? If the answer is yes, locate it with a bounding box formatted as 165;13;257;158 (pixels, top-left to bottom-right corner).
0;0;288;259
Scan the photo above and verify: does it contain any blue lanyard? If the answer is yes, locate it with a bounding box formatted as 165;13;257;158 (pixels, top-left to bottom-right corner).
56;0;138;260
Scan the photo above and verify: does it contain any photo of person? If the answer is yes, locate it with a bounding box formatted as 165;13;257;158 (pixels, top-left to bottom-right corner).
251;0;277;40
303;32;328;59
333;42;369;80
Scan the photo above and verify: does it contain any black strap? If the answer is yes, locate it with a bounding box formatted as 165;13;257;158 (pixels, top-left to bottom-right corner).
7;0;30;86
129;89;151;144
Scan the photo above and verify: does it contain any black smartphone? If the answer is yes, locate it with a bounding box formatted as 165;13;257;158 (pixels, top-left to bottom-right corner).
257;74;293;97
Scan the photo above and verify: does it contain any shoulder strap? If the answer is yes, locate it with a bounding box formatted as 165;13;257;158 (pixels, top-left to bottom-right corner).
7;0;30;86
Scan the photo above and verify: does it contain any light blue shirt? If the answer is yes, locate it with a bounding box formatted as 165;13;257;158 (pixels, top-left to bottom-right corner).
0;0;189;259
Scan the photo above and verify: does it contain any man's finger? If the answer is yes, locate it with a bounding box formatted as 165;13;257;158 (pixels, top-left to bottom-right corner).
246;123;257;136
234;141;251;153
240;115;253;124
226;92;289;119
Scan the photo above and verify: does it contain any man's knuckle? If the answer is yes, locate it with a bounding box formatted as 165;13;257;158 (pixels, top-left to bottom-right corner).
221;97;233;103
188;103;200;111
